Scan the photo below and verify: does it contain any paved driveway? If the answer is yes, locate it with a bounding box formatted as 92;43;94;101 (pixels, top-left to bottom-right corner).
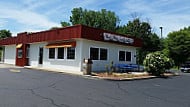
0;64;190;107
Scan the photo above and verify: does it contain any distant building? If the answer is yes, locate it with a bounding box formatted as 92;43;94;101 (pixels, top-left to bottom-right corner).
0;25;142;74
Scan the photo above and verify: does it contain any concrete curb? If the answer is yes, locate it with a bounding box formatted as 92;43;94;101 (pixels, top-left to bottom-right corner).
85;73;180;81
90;75;157;81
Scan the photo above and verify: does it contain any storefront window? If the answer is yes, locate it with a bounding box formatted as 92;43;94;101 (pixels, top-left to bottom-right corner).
57;47;64;59
49;48;55;59
119;51;125;61
67;47;75;59
17;49;23;58
119;51;131;62
100;48;107;60
126;52;131;61
90;47;99;60
90;47;108;60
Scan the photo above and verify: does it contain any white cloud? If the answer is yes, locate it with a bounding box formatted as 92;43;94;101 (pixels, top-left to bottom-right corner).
0;1;60;35
0;0;102;35
22;0;56;11
123;0;151;13
120;0;190;37
45;0;98;15
151;13;190;36
1;9;59;27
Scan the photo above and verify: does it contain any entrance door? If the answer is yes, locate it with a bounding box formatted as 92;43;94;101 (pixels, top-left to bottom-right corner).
39;47;43;64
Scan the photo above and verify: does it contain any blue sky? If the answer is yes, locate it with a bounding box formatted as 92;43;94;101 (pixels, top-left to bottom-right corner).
0;0;190;37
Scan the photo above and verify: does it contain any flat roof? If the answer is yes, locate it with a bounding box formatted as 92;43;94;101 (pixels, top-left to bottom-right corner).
0;24;142;47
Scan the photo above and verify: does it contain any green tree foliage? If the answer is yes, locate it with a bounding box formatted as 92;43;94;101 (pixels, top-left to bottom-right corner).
69;7;120;31
143;51;174;76
0;29;12;39
60;21;71;27
166;28;190;67
120;18;151;38
0;29;12;58
116;18;162;64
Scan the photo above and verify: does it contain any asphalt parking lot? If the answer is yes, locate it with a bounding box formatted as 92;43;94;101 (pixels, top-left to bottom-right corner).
0;64;190;107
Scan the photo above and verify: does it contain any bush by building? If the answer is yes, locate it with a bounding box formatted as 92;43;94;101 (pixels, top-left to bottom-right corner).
143;51;174;76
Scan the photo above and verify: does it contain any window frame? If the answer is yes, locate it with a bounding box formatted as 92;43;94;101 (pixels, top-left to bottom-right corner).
48;48;55;59
57;47;64;59
90;47;108;61
48;47;76;60
66;47;76;60
119;51;125;61
118;50;132;62
90;47;99;60
125;51;132;61
100;48;108;60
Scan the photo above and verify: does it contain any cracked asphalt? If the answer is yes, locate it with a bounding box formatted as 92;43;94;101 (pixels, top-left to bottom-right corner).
0;64;190;107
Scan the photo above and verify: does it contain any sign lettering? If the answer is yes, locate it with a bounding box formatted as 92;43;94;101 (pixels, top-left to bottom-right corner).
103;33;134;44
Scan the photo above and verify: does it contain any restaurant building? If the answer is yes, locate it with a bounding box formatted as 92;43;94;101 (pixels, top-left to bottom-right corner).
0;25;142;74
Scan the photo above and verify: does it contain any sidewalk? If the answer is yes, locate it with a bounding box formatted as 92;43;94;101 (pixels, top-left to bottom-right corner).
0;63;83;75
0;63;23;68
24;66;83;75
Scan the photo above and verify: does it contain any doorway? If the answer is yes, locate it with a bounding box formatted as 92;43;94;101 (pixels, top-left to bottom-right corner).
39;47;43;64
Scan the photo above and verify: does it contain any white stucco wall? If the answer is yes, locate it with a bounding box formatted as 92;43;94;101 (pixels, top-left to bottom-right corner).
78;39;137;71
4;45;16;65
28;39;137;73
29;42;82;72
29;42;46;66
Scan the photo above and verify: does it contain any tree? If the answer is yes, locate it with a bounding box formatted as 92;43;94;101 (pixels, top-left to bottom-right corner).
60;21;71;27
0;29;12;60
143;51;174;76
0;30;12;39
69;7;120;31
166;29;190;67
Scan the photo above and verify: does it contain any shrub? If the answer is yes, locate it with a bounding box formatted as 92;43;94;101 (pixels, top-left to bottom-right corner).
143;51;174;76
105;61;114;75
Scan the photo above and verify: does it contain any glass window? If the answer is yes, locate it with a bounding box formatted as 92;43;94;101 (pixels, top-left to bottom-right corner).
126;52;131;61
57;47;64;59
119;51;125;61
17;49;23;58
90;47;99;60
67;47;75;59
49;48;55;59
100;48;107;60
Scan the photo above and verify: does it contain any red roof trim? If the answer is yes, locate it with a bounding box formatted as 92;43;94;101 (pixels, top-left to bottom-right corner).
0;24;142;47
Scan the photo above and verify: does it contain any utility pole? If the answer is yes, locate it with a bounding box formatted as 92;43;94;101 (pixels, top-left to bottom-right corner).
159;27;163;38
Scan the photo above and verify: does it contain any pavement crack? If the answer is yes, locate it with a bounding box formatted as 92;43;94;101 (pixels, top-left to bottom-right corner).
103;95;120;101
116;82;130;95
48;82;57;88
28;89;70;107
47;79;64;89
47;80;66;92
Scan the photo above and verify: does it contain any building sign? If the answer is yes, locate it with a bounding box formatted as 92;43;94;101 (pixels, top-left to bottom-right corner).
103;33;134;44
